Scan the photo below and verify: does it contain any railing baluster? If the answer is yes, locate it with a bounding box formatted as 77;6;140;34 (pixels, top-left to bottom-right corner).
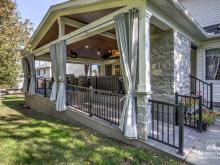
157;103;159;140
198;96;203;132
210;82;213;109
178;103;184;156
162;104;164;142
167;105;170;144
152;102;154;138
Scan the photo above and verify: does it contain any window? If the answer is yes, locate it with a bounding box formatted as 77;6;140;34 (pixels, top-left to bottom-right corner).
206;48;220;80
105;64;112;76
114;64;121;75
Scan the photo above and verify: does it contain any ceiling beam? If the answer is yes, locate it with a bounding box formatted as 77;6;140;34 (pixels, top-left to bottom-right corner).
33;5;131;56
61;17;116;40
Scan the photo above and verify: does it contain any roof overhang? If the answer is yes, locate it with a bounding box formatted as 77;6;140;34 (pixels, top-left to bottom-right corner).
30;0;118;49
30;0;220;51
149;0;220;44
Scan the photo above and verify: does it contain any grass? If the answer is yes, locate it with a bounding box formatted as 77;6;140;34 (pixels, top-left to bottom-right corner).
0;95;188;165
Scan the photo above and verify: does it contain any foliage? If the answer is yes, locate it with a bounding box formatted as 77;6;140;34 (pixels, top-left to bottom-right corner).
202;109;217;125
0;0;32;88
0;95;188;165
182;97;199;108
195;109;216;125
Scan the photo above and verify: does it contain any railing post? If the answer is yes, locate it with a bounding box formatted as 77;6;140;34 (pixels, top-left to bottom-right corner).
36;78;38;93
178;103;185;156
198;95;203;132
175;92;179;125
210;82;213;110
89;86;93;117
95;76;98;89
44;78;47;97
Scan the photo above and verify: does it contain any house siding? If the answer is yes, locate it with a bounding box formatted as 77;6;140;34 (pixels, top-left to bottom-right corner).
180;0;220;27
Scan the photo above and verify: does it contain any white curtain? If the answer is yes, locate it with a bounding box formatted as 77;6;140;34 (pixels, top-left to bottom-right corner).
206;49;220;80
114;9;139;139
21;58;29;92
50;40;67;111
27;55;35;95
84;65;89;76
50;44;59;101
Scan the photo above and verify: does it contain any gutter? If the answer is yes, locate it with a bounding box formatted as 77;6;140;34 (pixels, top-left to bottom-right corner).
168;0;220;39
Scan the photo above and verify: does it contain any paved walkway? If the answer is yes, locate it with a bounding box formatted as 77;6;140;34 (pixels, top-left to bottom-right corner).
185;110;220;165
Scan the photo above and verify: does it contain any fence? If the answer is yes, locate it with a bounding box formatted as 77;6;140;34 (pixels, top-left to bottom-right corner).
148;100;184;155
66;84;124;125
35;78;53;98
175;93;202;132
190;74;213;109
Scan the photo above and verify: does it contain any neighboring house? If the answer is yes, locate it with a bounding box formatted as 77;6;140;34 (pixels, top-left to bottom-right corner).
22;0;220;158
35;62;85;78
35;62;52;79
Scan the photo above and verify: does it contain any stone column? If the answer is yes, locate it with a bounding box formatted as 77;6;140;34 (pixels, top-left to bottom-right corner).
174;31;191;95
136;11;152;141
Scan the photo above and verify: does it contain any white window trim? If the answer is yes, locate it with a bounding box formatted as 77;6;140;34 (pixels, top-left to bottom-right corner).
204;47;220;85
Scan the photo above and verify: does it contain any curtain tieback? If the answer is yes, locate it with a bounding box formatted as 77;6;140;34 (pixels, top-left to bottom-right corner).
120;91;135;102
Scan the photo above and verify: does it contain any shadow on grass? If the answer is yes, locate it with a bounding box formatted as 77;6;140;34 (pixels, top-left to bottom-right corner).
0;98;185;165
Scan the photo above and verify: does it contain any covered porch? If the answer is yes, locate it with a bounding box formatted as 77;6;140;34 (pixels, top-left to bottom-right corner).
22;0;214;158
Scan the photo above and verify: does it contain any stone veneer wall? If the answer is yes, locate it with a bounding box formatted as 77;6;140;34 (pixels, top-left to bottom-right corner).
150;26;174;94
150;26;191;96
174;31;191;95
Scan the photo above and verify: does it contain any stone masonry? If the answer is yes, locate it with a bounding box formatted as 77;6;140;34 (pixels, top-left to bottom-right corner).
137;93;151;140
174;31;191;95
150;25;174;94
150;26;191;97
136;27;191;140
137;23;191;140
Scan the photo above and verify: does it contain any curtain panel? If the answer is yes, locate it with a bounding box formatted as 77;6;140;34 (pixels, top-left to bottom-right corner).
114;9;139;139
50;44;59;101
49;40;67;111
27;55;35;95
21;57;29;92
84;65;89;76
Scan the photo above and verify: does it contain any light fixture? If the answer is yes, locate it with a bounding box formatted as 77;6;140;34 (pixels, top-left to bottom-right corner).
70;49;78;58
85;45;89;49
97;48;101;56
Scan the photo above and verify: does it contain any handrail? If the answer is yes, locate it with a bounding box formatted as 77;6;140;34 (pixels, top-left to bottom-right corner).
67;84;124;96
148;99;184;155
148;99;179;106
189;74;213;109
189;74;210;85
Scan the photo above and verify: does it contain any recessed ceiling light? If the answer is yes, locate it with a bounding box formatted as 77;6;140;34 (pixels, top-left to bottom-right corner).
85;45;89;49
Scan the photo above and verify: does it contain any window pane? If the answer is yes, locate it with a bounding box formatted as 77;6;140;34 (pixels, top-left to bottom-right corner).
206;48;220;80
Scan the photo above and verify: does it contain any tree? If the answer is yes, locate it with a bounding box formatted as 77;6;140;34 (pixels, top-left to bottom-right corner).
0;0;32;88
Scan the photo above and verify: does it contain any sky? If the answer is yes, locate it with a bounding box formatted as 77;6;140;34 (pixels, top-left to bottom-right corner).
16;0;68;30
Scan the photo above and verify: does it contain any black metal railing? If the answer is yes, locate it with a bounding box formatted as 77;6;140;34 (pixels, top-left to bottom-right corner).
175;93;202;132
66;84;124;125
148;100;184;155
35;78;53;98
190;74;213;109
67;76;125;94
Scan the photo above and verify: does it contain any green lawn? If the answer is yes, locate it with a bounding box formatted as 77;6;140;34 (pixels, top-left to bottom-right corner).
0;95;188;165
